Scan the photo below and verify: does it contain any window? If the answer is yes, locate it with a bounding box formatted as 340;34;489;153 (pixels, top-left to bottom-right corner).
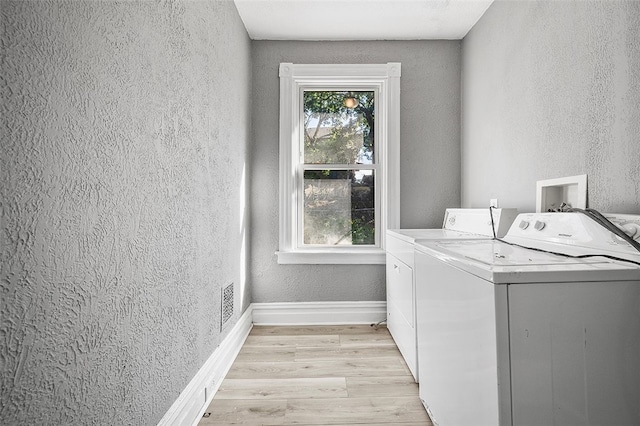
277;63;400;264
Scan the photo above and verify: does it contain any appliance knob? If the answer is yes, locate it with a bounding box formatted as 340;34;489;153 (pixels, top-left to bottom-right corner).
534;220;546;231
621;224;639;239
518;220;529;230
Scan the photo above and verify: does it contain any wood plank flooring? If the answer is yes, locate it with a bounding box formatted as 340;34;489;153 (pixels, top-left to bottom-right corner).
199;325;432;425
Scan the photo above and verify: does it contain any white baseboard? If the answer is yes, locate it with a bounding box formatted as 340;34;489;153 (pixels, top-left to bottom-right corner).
157;306;253;426
252;301;387;325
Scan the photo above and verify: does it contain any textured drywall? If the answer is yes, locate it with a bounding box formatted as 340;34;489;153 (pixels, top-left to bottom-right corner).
1;1;251;424
462;0;640;212
250;41;461;303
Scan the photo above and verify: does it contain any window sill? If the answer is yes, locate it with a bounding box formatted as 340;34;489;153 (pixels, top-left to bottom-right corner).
276;248;386;265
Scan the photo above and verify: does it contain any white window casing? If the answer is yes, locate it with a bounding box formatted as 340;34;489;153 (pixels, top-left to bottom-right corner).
277;63;400;264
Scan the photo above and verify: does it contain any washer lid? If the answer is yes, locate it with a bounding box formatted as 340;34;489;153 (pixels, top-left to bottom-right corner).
415;239;640;284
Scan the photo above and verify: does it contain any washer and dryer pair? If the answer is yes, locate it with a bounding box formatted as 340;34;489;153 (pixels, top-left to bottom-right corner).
415;212;640;426
386;208;518;381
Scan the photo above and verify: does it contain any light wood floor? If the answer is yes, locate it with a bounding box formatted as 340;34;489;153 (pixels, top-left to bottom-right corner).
199;325;432;425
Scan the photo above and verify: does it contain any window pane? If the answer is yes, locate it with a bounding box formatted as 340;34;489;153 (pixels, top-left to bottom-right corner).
303;170;375;245
303;91;374;165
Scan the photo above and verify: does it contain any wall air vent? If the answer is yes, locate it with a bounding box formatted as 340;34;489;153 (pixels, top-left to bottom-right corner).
221;283;234;330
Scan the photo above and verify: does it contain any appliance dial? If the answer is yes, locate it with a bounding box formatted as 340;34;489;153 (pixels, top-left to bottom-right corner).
534;220;546;231
518;220;529;230
621;224;640;240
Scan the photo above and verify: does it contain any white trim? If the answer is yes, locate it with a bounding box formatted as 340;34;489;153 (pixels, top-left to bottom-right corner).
157;307;253;426
386;66;401;232
276;248;385;264
281;63;398;78
279;65;295;255
252;301;387;325
278;63;401;264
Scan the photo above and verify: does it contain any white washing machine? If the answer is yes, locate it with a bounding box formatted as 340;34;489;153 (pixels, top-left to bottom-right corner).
415;212;640;426
386;208;518;381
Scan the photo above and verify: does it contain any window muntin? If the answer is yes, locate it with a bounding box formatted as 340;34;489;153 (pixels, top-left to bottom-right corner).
300;90;377;247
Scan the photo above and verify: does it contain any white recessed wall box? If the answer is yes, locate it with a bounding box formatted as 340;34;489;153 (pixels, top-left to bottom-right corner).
536;174;587;212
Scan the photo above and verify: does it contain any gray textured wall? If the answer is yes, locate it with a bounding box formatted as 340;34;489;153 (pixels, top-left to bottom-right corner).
462;0;640;212
1;1;251;424
250;41;461;303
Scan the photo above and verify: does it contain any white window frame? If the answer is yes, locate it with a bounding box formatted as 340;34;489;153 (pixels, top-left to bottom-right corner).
276;63;401;265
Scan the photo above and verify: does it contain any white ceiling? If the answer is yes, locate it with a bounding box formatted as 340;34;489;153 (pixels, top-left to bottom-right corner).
233;0;494;40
